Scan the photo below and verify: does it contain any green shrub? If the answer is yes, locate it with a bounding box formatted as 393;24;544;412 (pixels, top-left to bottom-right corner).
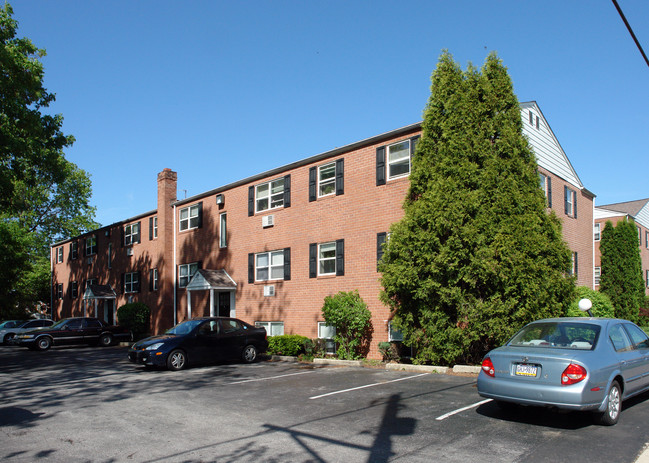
565;287;615;318
267;334;310;356
322;290;373;360
302;338;329;360
116;302;150;340
378;341;400;362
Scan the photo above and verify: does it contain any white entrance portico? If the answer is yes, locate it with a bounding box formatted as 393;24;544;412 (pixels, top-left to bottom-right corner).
185;269;237;319
83;284;117;324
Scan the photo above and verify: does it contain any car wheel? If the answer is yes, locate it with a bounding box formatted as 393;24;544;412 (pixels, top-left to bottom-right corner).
3;333;14;345
98;333;113;347
36;336;52;351
167;349;187;371
242;344;258;363
596;380;621;426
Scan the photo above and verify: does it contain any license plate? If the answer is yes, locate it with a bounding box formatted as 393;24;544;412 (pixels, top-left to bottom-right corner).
515;363;538;376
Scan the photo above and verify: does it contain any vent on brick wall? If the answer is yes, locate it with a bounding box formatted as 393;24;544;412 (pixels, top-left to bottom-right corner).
126;247;133;256
87;257;93;266
262;215;274;228
263;285;275;297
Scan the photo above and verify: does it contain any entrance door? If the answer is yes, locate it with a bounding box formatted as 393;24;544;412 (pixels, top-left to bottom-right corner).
106;300;114;325
217;292;230;317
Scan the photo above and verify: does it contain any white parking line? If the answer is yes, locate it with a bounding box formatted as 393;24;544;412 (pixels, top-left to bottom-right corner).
435;398;492;421
230;370;314;384
309;373;428;400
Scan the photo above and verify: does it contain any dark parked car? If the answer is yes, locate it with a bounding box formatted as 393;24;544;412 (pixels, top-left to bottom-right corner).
477;317;649;425
1;319;54;344
128;317;268;371
15;317;132;351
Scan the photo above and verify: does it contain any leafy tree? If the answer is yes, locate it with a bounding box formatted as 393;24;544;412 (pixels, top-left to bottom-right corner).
565;286;615;318
117;302;150;340
599;219;645;322
380;51;574;366
0;4;97;317
321;290;373;360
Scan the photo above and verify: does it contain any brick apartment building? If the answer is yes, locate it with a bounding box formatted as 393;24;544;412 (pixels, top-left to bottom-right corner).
50;101;595;357
594;199;649;295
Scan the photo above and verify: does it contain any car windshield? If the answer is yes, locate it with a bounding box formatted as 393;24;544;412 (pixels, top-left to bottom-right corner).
165;320;204;335
508;321;600;350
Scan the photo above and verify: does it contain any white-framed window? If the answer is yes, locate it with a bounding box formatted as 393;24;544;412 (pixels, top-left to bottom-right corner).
565;187;576;218
153;216;158;239
55;283;63;299
124;222;140;246
595;267;601;286
388;322;404;342
646;231;649;249
256;250;284;281
255;321;284;337
318;322;335;339
570;252;578;277
318;322;336;355
70;241;78;260
256;178;285;212
85;235;97;256
124;272;139;293
56;247;63;263
638;226;642;246
179;204;201;231
151;268;158;291
178;262;199;288
594;223;601;241
319;242;336;276
387;139;411;180
318;162;336;197
646;270;649;288
219;213;227;248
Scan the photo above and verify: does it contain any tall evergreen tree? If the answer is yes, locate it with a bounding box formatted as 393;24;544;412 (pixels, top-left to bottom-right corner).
380;51;574;365
599;219;644;322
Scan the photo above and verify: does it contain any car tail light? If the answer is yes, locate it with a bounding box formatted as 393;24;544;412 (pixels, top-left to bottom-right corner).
561;363;587;385
481;357;495;377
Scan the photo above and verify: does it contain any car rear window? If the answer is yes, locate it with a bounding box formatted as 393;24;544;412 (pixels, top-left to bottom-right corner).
508;322;600;350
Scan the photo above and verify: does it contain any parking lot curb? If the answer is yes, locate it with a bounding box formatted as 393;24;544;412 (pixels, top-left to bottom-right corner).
314;358;364;367
385;363;449;374
452;365;482;374
270;355;299;362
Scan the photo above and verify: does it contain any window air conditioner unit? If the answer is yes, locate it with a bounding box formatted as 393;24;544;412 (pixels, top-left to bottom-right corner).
126;247;133;256
263;285;275;297
262;215;274;228
87;257;93;265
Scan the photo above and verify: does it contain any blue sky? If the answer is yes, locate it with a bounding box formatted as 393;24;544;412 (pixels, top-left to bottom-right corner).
10;0;649;227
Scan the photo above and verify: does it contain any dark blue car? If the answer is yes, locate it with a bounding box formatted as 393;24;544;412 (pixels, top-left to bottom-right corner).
128;317;268;371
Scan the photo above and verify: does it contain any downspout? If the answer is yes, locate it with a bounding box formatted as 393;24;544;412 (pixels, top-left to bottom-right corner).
173;204;177;326
50;245;54;320
592;199;596;290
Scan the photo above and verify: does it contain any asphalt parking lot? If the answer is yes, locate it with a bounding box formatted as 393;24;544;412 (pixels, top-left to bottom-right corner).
2;345;649;463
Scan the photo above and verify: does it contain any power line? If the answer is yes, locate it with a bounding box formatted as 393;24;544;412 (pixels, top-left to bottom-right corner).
611;0;649;69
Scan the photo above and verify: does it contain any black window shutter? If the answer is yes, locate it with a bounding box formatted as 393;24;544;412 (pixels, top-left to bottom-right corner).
136;271;141;293
136;221;141;243
336;239;345;276
197;202;203;228
309;167;317;202
121;226;125;248
149;217;154;240
284;247;291;281
377;232;387;271
121;273;125;294
197;261;203;270
573;192;577;219
69;242;73;260
248;186;255;216
564;186;569;215
283;175;291;208
248;253;254;284
547;177;552;208
410;136;420;156
68;282;72;299
309;243;317;278
335;158;344;196
149;269;154;291
376;146;386;186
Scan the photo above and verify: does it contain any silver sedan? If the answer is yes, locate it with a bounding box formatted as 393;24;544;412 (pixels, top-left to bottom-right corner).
477;317;649;425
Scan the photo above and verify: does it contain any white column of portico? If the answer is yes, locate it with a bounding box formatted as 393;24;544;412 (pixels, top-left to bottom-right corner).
187;290;192;319
210;289;215;317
